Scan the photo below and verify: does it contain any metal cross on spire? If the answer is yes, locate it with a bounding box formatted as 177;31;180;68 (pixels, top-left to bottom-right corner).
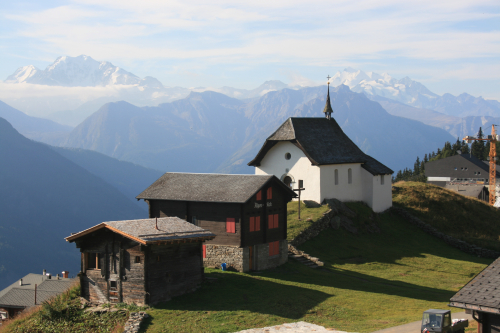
327;75;331;85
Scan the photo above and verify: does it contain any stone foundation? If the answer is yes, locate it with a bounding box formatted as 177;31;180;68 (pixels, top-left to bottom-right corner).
203;245;245;271
203;241;288;272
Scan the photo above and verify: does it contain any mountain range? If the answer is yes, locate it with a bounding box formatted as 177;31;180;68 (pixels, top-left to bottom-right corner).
8;85;452;175
0;117;166;289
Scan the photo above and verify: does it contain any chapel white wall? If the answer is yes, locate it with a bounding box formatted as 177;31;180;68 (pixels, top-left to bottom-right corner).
320;164;364;203
255;142;321;202
370;173;392;213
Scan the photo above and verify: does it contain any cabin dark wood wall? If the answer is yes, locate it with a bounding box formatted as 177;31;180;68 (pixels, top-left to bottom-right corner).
75;228;205;305
146;242;203;304
149;200;188;220
145;180;292;249
481;312;500;333
76;229;146;305
241;184;288;248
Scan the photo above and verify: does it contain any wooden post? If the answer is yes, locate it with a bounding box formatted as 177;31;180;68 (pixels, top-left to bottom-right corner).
293;180;305;220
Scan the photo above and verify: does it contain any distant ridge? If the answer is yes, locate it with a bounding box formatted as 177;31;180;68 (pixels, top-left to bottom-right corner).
0;117;146;290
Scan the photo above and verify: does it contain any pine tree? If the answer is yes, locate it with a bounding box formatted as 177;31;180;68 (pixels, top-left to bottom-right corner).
424;154;428;163
414;157;421;175
461;141;470;154
471;127;485;160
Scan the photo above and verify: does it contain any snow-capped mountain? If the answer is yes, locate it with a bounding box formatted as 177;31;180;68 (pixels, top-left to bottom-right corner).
329;67;438;107
329;68;500;117
5;55;159;88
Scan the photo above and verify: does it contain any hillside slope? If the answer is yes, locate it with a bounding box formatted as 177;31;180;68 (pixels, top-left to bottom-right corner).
50;146;163;209
393;181;500;252
0;100;72;144
140;199;491;333
0;118;146;290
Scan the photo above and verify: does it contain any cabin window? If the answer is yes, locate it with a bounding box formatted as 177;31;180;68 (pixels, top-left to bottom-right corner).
285;152;291;160
381;175;385;185
110;281;117;290
268;214;279;229
192;216;197;225
249;216;261;232
256;190;262;201
348;168;352;184
226;218;236;233
86;253;102;270
203;245;206;258
135;256;141;264
0;311;7;320
267;187;272;199
334;169;338;185
268;241;279;256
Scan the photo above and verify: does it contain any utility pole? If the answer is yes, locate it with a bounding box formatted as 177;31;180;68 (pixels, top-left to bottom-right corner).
293;180;305;220
464;124;498;206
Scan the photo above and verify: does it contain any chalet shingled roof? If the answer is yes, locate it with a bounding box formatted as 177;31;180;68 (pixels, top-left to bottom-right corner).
136;173;296;203
0;273;74;308
450;256;500;314
66;217;215;245
248;117;393;175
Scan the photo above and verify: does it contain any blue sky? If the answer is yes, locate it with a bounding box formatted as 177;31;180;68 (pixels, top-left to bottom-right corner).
1;0;500;99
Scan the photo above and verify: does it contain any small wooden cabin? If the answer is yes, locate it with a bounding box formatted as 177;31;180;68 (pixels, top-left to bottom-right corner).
66;217;215;305
450;256;500;332
136;173;297;272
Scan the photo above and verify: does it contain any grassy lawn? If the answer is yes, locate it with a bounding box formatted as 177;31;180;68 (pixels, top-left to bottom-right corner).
393;181;500;251
141;201;491;333
286;201;330;241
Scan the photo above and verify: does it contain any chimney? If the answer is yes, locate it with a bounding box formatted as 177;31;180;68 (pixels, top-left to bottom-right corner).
43;269;46;276
19;278;23;286
155;217;159;230
56;274;60;280
62;271;69;279
47;273;51;279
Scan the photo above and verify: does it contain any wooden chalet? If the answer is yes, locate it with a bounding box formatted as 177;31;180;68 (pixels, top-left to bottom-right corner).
136;173;297;272
450;256;500;332
66;217;215;305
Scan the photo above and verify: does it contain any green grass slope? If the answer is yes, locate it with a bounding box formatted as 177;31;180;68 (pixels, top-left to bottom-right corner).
393;181;500;251
140;200;492;333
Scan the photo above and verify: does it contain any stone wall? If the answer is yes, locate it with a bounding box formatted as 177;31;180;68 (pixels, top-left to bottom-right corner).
290;199;363;247
203;245;245;272
203;241;288;272
391;207;500;259
253;240;288;271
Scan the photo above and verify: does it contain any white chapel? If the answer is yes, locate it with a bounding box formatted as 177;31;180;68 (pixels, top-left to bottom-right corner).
248;84;394;213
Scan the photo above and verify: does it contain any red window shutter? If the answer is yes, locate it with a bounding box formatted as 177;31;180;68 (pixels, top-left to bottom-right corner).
268;215;273;229
203;245;206;258
226;218;236;233
274;214;279;229
249;217;255;232
267;187;272;199
256;190;262;201
275;241;280;255
255;216;260;231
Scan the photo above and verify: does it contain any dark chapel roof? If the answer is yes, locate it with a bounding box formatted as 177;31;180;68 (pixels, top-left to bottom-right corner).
450;256;500;314
136;173;296;203
248;117;393;175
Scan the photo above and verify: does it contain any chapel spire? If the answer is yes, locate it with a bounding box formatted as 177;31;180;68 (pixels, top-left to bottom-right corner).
323;75;333;120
